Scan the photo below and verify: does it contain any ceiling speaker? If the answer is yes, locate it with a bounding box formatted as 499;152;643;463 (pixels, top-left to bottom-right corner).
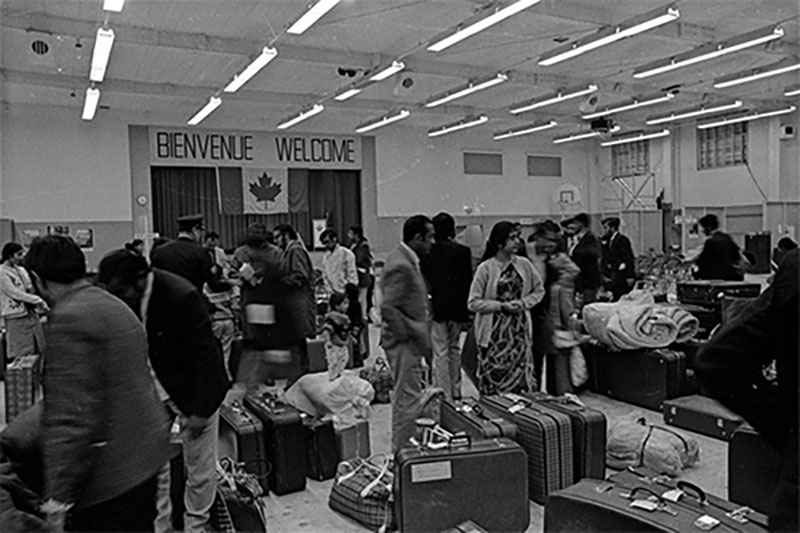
26;31;55;66
393;75;415;96
579;94;599;114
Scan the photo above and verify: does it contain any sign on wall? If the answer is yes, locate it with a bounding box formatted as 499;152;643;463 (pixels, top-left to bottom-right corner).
243;168;288;214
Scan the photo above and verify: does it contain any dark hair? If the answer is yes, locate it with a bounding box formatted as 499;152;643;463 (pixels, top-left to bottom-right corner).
97;249;150;288
482;221;515;262
403;215;432;244
244;223;269;246
560;218;574;229
151;237;170;253
349;226;365;241
320;229;338;243
329;292;347;309
698;214;719;231
275;224;298;240
541;219;561;234
433;212;456;240
777;237;798;251
177;219;203;233
131;238;144;247
602;217;621;231
2;242;23;263
573;213;590;228
205;231;219;240
25;235;86;284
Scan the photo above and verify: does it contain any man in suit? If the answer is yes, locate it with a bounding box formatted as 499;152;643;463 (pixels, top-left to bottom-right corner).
25;236;171;532
97;250;229;533
381;215;435;451
151;213;215;292
567;213;603;304
601;217;636;301
695;250;798;531
694;214;745;281
421;212;472;401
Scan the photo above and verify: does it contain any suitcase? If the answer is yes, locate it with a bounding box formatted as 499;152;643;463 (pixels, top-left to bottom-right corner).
728;424;781;514
302;416;338;481
545;475;768;532
662;394;744;440
219;402;270;492
396;436;530;533
440;398;518;441
441;521;488;533
336;420;371;461
307;338;326;373
581;343;608;394
745;232;771;274
525;393;607;481
479;393;573;503
677;281;760;306
4;354;41;423
601;348;688;411
243;392;307;495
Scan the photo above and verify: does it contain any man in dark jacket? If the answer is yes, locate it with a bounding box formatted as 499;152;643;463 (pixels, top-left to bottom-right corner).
151;213;214;292
601;217;636;301
694;214;744;281
695;250;798;531
421;212;472;401
567;213;602;304
97;250;229;533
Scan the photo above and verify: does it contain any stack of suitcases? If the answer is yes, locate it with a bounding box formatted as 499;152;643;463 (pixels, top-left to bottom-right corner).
4;354;41;423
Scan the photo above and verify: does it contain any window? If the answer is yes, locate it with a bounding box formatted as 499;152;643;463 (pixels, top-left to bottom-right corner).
527;155;562;176
612;139;649;177
463;152;503;175
697;122;748;170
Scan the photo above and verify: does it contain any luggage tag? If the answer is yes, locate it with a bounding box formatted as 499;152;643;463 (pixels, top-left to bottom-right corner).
694;515;720;530
629;499;659;512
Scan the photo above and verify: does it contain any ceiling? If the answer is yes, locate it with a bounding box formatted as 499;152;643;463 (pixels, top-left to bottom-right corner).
1;0;798;138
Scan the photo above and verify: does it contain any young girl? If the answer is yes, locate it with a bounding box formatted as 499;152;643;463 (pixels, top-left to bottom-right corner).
321;293;351;380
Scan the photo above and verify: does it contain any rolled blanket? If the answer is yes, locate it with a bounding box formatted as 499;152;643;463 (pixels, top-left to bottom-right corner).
655;305;699;343
583;302;679;351
607;416;700;476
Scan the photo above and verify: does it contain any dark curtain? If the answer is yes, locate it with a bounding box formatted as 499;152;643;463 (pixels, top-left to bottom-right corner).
308;169;362;246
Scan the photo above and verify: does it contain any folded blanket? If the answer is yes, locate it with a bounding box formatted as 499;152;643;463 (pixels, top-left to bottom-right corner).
583;303;679;351
656;306;699;343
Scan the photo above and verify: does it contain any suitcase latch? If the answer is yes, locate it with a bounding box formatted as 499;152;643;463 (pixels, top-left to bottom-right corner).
726;507;754;524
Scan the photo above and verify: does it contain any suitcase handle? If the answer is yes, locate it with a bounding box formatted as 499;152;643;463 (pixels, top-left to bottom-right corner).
628;486;664;503
676;481;707;505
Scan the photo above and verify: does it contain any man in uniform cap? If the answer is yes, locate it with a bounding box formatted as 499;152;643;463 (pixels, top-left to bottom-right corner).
151;214;214;292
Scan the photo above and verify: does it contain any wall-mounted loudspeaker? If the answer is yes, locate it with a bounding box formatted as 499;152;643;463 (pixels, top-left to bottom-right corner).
579;94;599;114
779;124;795;140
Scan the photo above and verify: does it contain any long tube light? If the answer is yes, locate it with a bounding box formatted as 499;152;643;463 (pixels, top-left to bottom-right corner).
427;0;541;52
103;0;125;12
370;61;405;82
539;5;679;66
334;87;363;101
633;25;784;79
714;62;800;89
601;129;670;147
90;27;115;82
697;106;797;129
223;47;278;93
277;104;325;130
493;120;557;140
187;96;222;126
426;73;508;108
646;100;743;125
355;109;411;134
553;125;620;144
82;87;100;121
428;115;489;137
509;84;597;114
287;0;340;35
785;86;800;97
582;93;675;119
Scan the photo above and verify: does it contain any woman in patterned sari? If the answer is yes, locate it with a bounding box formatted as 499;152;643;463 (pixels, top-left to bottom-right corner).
468;221;545;395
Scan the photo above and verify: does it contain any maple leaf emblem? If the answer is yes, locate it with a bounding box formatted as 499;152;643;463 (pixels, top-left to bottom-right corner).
249;172;282;204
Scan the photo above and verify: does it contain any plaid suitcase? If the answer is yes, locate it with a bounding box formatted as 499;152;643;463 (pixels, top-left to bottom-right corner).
480;393;573;504
219;402;270;492
440;398;518;441
4;354;41;423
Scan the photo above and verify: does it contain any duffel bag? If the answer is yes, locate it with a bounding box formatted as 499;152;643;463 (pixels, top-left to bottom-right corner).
211;457;268;533
328;454;393;532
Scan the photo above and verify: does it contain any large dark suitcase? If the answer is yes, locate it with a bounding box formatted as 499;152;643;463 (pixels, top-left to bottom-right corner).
662;394;744;440
219;402;270;492
440;398;518;441
601;348;688;411
526;393;606;481
677;281;760;306
396;436;529;533
243;392;306;495
302;416;338;481
479;393;573;503
545;475;768;532
728;424;781;514
745;232;771;274
581;343;608;394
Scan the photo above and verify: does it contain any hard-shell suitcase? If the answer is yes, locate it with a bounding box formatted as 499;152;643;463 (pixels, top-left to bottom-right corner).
728;424;781;514
336;420;371;461
581;343;608;393
219;402;270;492
396;436;530;533
440;398;518;441
479;393;573;503
4;354;41;423
526;393;607;481
441;520;488;533
602;349;688;411
302;415;338;481
662;394;744;440
677;281;761;306
243;392;307;495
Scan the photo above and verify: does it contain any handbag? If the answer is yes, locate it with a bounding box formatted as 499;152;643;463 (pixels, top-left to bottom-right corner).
211;458;268;533
328;454;394;532
359;358;392;404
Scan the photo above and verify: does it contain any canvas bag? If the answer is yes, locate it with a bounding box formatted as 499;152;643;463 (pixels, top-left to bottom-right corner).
329;454;394;532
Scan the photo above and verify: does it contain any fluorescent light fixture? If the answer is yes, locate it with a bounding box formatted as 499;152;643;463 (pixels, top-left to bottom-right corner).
634;25;784;79
601;129;670;147
223;47;278;93
103;0;125;12
427;0;541;52
510;84;597;114
646;100;743;125
287;0;340;35
493;120;557;140
582;93;675;119
335;87;363;101
277;104;325;130
713;62;800;89
355;109;411;133
187;96;222;126
369;61;405;82
539;5;679;66
428;115;489;137
553;125;620;144
90;27;115;82
81;87;100;121
785;85;800;97
697;106;797;129
425;73;508;108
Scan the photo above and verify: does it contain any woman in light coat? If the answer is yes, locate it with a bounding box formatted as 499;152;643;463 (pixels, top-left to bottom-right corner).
0;242;47;360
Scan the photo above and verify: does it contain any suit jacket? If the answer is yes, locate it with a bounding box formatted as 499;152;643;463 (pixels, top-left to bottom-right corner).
380;244;430;355
279;240;317;341
421;239;473;323
146;270;230;418
695;231;744;281
602;232;636;281
571;231;602;292
42;282;170;509
151;236;214;292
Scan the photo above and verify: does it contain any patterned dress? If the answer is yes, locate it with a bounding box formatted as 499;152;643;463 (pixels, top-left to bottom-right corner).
477;263;535;395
